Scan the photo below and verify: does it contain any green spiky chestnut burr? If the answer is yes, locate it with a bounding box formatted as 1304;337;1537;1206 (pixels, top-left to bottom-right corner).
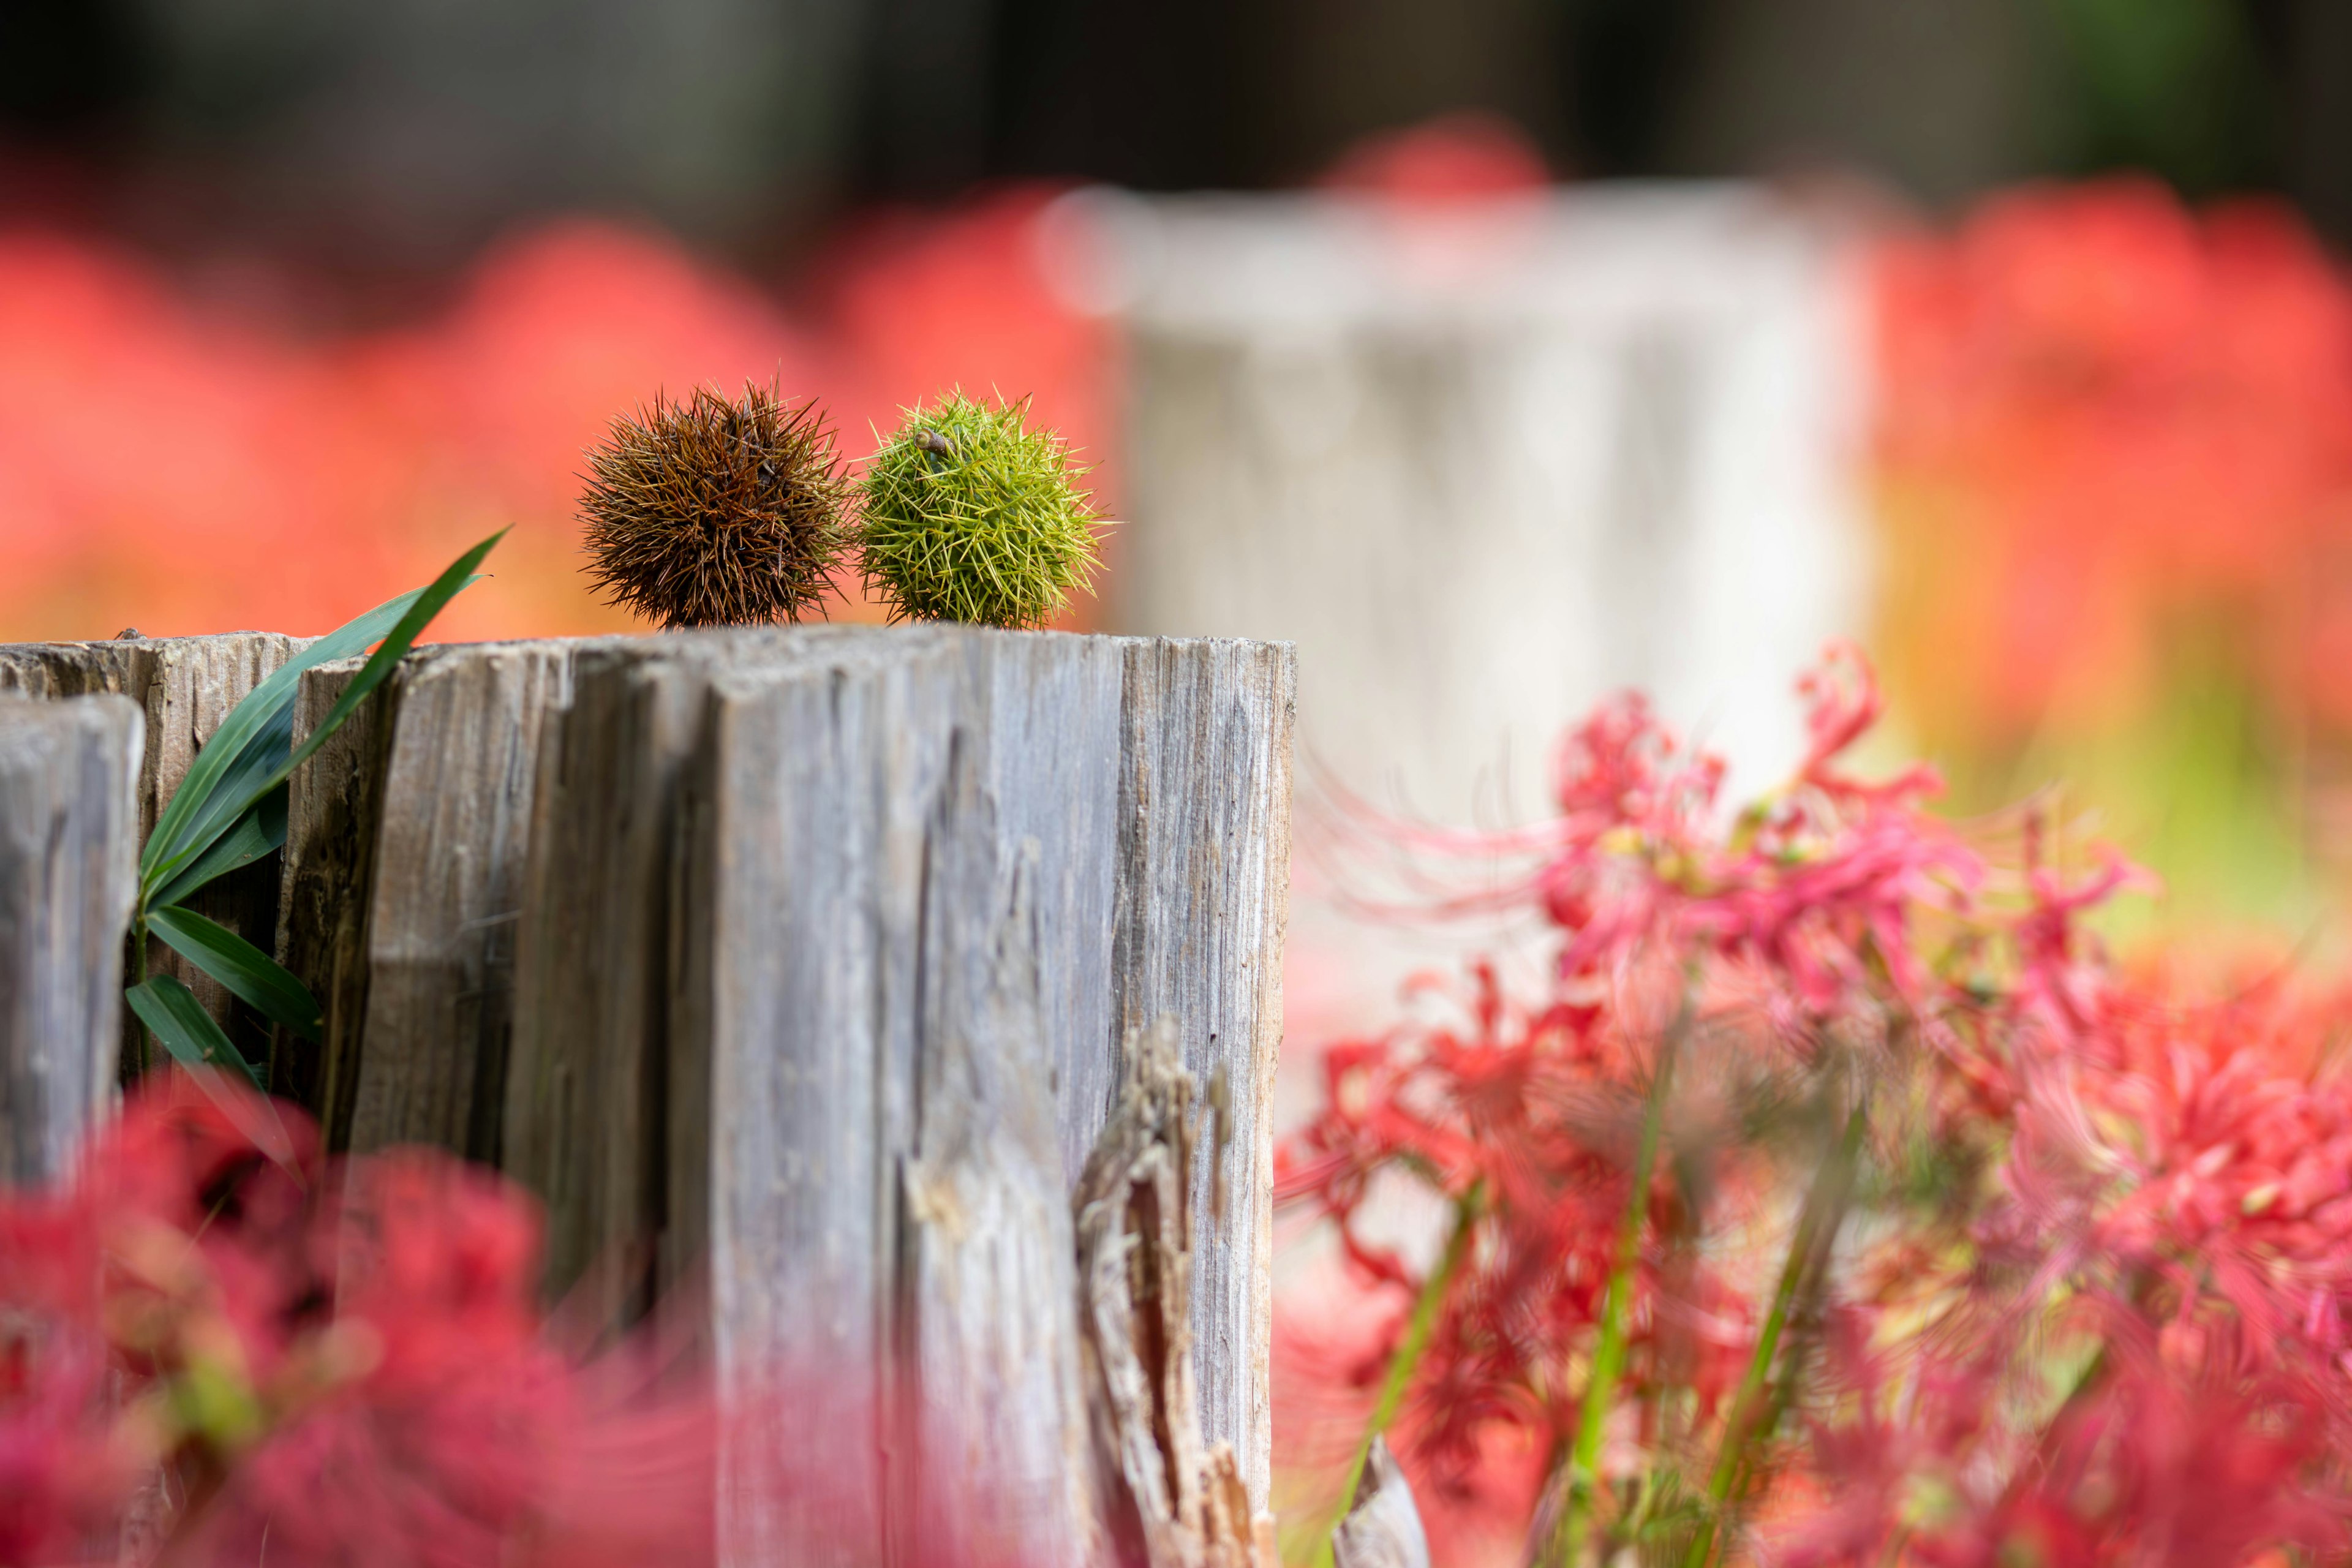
854;393;1107;630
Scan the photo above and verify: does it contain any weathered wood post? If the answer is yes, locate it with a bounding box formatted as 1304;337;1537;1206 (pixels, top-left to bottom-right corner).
1;624;1292;1565
279;640;584;1151
499;625;1292;1562
0;635;309;1065
0;696;141;1183
1104;186;1864;818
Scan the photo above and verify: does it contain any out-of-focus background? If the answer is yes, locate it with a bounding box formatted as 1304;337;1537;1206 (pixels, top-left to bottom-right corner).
9;0;2352;978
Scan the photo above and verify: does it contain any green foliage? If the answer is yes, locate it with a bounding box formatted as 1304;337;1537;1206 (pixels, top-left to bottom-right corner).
126;531;502;1139
2036;0;2272;194
147;906;321;1042
855;393;1106;630
126;976;263;1089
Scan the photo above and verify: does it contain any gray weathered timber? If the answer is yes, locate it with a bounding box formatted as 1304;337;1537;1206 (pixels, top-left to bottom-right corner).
0;635;309;1064
1076;1019;1275;1568
0;635;307;840
1332;1439;1431;1568
280;643;586;1153
0;697;141;1183
666;630;1120;1568
279;659;379;1132
503;625;1292;1551
1110;639;1294;1502
506;631;808;1322
348;643;577;1158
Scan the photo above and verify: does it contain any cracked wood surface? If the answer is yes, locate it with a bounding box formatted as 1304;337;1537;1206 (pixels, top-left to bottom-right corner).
503;625;1292;1559
668;630;1113;1568
1075;1018;1276;1568
1;635;308;1069
0;696;140;1183
0;625;1294;1562
281;643;584;1153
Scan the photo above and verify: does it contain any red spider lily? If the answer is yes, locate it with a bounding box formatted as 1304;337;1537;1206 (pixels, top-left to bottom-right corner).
1914;1354;2345;1568
0;1076;714;1568
1281;651;2008;1520
1871;179;2352;741
1;1072;1072;1568
1271;646;2352;1568
1371;643;1988;1024
1758;1301;2351;1568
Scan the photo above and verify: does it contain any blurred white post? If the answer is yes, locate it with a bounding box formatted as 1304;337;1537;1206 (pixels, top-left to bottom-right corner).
1056;184;1871;1042
1077;184;1869;826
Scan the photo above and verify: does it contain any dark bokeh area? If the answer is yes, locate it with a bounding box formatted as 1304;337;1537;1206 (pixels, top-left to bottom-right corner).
6;0;2349;296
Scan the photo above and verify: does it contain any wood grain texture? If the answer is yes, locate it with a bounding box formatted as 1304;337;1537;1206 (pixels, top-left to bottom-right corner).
279;643;587;1153
278;659;379;1134
1111;638;1295;1504
0;635;310;1069
669;630;1119;1568
1075;1019;1276;1568
500;625;1291;1555
507;631;801;1322
0;696;141;1184
0;633;309;869
347;642;578;1159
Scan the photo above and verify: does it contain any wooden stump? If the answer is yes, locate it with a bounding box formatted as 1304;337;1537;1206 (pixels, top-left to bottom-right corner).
0;697;141;1183
664;628;1121;1567
0;635;309;1068
279;656;389;1132
1111;639;1291;1492
498;625;1292;1551
0;625;1294;1560
280;641;583;1153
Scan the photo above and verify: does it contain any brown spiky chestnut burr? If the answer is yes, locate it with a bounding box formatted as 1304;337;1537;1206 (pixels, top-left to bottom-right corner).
579;382;850;629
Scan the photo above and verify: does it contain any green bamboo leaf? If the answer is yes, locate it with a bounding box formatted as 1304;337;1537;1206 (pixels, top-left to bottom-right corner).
123;977;296;1169
278;530;504;793
141;590;424;890
126;975;264;1089
149;788;287;913
143;530;504;899
148;905;322;1042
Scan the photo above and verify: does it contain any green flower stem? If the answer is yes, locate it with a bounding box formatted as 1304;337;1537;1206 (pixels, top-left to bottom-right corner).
1313;1181;1485;1568
1684;1097;1868;1568
1550;1009;1687;1568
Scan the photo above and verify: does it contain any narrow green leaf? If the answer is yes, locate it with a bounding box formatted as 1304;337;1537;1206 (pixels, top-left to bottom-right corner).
1313;1182;1482;1568
281;531;504;790
148;905;322;1042
126;975;264;1089
123;977;296;1170
143;530;503;897
141;589;424;888
149;788;287;912
1551;1001;1687;1568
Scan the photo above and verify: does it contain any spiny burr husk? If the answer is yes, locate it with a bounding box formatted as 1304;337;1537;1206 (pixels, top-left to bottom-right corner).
579;382;850;630
855;392;1107;630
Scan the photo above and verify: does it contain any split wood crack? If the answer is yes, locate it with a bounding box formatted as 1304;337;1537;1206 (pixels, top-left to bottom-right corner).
1076;1019;1275;1568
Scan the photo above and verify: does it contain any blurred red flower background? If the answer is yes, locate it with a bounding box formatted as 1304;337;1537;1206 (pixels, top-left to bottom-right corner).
0;188;1111;643
1871;179;2352;939
1875;178;2352;742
